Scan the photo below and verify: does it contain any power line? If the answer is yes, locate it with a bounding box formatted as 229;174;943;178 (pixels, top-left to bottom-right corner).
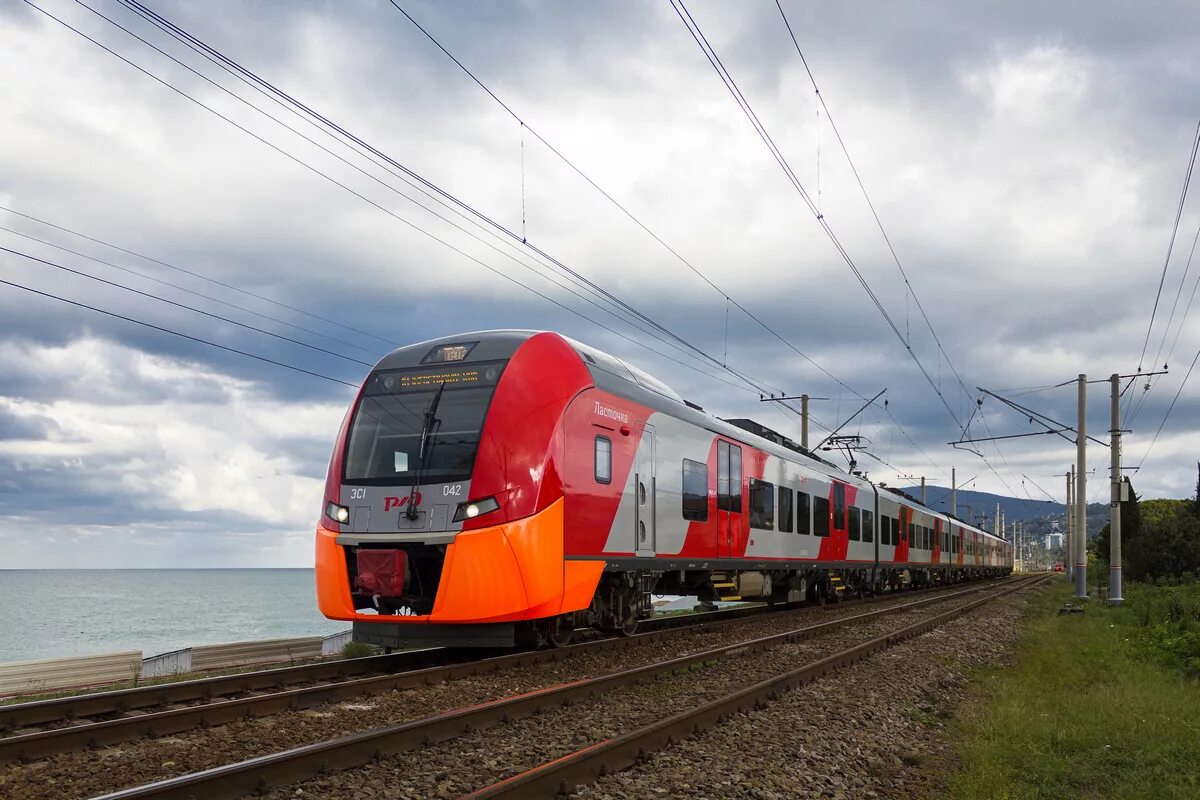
1136;117;1200;372
385;0;862;400
28;0;786;407
3;245;376;368
0;223;385;359
1126;210;1200;428
1136;341;1200;469
0;275;359;388
107;0;788;402
774;0;973;416
669;0;964;433
0;205;395;348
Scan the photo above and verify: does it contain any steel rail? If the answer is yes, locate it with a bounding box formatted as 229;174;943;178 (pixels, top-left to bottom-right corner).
0;578;1006;761
85;575;1029;800
0;595;789;734
464;574;1047;799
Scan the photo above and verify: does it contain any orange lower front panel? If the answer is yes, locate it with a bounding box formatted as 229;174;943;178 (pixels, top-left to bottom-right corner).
315;498;602;625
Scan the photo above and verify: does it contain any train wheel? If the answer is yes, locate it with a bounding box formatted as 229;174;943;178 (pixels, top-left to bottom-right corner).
546;613;575;648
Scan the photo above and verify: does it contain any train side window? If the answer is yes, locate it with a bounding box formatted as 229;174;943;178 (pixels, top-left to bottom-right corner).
749;479;775;530
724;443;744;513
880;515;890;545
797;491;812;535
908;522;916;547
594;436;612;484
813;495;831;537
778;486;794;533
863;509;874;543
848;507;861;541
833;484;846;530
681;459;708;522
717;443;743;513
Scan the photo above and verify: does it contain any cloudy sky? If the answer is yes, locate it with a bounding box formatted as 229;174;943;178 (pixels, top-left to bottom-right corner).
2;0;1199;568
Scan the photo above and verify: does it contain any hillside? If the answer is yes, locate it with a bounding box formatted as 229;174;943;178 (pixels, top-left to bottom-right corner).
896;484;1108;536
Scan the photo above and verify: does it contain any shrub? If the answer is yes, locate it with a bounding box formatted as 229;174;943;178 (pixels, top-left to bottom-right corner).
339;641;379;659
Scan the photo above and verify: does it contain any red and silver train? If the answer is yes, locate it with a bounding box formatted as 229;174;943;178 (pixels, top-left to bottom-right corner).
315;331;1012;648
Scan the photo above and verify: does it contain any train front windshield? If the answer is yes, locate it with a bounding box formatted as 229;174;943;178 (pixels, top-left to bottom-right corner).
343;360;507;485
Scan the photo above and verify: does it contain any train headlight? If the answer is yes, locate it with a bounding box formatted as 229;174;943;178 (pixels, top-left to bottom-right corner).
326;501;350;525
453;496;499;522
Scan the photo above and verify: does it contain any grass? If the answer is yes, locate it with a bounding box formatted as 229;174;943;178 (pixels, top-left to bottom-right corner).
945;580;1200;800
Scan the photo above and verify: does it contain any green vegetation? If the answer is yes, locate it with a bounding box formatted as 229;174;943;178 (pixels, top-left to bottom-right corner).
1092;486;1200;581
946;582;1200;800
339;641;379;659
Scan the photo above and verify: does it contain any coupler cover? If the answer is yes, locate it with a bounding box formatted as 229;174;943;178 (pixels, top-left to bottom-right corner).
355;549;407;596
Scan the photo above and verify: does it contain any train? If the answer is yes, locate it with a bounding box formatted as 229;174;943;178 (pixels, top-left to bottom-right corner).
315;330;1012;649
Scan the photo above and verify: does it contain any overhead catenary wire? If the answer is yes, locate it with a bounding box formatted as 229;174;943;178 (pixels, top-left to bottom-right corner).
0;223;386;360
112;0;953;465
384;0;862;401
2;245;378;368
669;0;965;434
0;275;359;388
106;0;790;403
1136;117;1200;373
774;0;974;420
84;0;831;414
27;0;790;409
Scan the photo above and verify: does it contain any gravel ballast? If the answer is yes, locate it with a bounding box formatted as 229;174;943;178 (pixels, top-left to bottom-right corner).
0;582;1010;800
578;584;1042;800
261;585;1028;799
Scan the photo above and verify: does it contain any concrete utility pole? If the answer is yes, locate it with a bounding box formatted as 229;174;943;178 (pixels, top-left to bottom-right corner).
1066;467;1074;581
995;502;1001;536
921;476;926;505
801;394;809;450
951;467;957;517
1075;374;1089;599
1109;373;1123;605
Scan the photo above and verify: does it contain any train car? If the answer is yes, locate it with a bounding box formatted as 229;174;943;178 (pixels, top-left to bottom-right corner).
315;330;1011;649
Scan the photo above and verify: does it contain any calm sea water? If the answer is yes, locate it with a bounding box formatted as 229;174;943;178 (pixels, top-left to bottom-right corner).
0;569;347;665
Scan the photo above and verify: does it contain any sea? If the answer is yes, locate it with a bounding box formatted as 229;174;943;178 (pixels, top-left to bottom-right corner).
0;569;348;665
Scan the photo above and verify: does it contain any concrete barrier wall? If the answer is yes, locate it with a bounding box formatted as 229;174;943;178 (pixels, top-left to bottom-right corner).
139;647;192;680
189;636;324;672
321;630;352;655
0;650;142;696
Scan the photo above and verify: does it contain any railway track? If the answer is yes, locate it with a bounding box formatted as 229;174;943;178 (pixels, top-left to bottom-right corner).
0;597;790;749
0;579;999;765
72;574;1039;800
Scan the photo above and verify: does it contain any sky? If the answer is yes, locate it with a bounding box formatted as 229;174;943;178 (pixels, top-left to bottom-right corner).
1;0;1199;568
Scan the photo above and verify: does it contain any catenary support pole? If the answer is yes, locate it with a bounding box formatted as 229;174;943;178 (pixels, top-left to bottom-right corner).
1110;373;1123;605
1066;467;1074;581
1075;374;1089;599
951;467;957;517
921;476;926;505
801;393;809;450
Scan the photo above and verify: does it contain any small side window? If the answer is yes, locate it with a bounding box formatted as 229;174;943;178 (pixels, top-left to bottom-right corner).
880;515;890;545
863;509;874;543
749;479;775;530
848;507;861;541
682;459;708;522
778;486;794;533
797;491;812;535
813;495;831;537
594;436;612;484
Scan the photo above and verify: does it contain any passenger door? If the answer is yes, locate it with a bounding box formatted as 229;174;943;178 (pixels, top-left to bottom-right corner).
717;440;743;558
635;426;656;556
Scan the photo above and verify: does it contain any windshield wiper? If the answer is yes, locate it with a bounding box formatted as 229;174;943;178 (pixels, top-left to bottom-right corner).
405;382;446;520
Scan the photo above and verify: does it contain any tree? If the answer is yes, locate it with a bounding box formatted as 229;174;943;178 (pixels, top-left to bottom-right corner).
1194;462;1200;516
